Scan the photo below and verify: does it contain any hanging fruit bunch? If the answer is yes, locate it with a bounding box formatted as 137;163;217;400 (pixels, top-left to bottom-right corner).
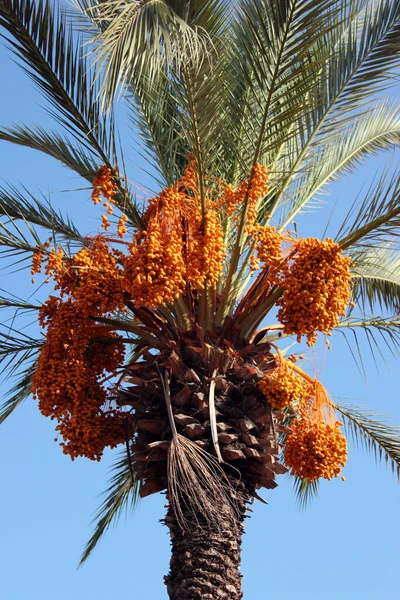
250;224;284;273
284;375;348;482
216;163;269;224
276;237;352;346
285;418;348;482
32;296;127;460
30;159;229;459
123;159;226;307
31;169;132;460
259;354;347;482
29;156;352;493
258;350;313;411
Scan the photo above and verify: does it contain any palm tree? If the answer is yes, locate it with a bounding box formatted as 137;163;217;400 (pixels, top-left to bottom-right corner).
1;0;400;597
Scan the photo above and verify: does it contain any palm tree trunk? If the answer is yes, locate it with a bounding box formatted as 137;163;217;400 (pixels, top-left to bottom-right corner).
164;491;248;599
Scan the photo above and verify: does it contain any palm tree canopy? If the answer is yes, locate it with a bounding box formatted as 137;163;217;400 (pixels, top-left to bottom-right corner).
1;0;400;572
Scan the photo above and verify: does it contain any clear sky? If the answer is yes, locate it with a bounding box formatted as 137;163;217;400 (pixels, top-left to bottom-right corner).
0;17;399;600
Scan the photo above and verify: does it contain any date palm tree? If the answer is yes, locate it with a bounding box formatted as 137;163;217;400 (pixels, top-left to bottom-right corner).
1;0;400;598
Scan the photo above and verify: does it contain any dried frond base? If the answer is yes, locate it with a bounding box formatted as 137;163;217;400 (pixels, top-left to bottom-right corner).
168;434;242;532
117;327;289;510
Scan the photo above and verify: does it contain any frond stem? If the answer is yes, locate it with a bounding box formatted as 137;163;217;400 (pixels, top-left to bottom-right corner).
160;369;177;439
209;369;223;463
238;287;283;339
333;403;400;475
217;1;296;323
1;1;143;227
271;4;395;229
183;66;207;224
339;205;400;250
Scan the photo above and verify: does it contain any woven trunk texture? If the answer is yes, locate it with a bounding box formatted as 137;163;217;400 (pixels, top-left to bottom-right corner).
164;489;248;600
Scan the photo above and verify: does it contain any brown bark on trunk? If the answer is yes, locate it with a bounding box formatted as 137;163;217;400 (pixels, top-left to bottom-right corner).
164;488;248;599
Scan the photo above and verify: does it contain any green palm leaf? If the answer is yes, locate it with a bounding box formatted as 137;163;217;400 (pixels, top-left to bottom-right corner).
0;0;143;225
0;211;44;261
72;0;232;184
232;0;341;172
0;322;42;377
0;361;36;424
268;0;400;221
80;450;139;565
0;125;100;181
337;167;400;250
0;185;85;242
349;246;400;313
0;0;115;158
81;0;213;110
0;296;40;311
334;403;400;481
292;477;320;509
216;0;349;317
276;101;400;229
127;72;188;187
334;314;400;373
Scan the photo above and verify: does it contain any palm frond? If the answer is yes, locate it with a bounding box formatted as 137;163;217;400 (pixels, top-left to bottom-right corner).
0;0;142;225
71;1;185;185
0;323;42;377
67;0;111;35
135;2;231;185
0;361;36;424
349;246;400;312
0;212;43;261
126;14;231;194
81;0;213;110
232;0;341;173
0;0;115;159
334;403;400;481
0;295;40;311
72;0;233;186
0;125;99;181
72;0;230;37
0;185;85;242
216;0;345;318
334;314;400;373
322;1;400;120
292;476;320;509
127;74;187;187
337;167;400;250
268;0;400;220
276;100;400;229
79;449;139;565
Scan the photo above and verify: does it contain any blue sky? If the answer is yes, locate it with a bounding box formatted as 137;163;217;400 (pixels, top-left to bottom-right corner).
0;18;399;600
